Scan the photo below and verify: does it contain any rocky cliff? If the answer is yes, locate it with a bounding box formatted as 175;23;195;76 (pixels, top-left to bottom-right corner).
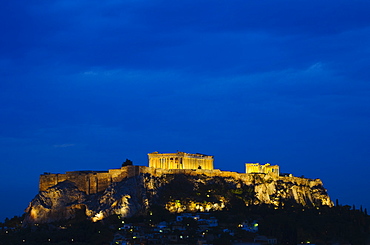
24;171;333;224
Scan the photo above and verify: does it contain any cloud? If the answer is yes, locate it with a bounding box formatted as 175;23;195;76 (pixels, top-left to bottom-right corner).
1;0;370;77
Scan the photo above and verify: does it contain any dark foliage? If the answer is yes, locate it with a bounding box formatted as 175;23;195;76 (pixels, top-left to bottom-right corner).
122;159;133;167
2;174;369;244
1;204;369;245
153;174;258;212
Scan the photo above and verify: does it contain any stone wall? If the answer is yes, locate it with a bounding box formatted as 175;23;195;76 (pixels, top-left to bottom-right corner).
39;165;326;198
40;166;155;194
39;166;224;194
40;171;111;194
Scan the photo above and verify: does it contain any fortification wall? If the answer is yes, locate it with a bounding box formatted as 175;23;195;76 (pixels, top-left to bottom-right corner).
39;165;324;195
39;166;271;194
40;171;112;194
39;166;147;194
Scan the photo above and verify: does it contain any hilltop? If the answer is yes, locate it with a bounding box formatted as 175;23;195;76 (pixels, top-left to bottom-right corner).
24;165;332;224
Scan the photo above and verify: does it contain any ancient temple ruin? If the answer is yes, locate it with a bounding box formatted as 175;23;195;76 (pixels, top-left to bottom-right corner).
148;151;214;170
245;163;279;176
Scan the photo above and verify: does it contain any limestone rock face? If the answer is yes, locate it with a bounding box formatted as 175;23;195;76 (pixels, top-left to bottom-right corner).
24;172;332;224
86;176;149;222
25;177;150;224
24;181;88;224
248;174;333;207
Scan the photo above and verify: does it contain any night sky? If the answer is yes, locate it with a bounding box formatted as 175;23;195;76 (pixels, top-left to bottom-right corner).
1;0;370;221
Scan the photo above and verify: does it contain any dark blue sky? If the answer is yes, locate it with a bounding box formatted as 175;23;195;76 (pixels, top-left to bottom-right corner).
1;0;370;220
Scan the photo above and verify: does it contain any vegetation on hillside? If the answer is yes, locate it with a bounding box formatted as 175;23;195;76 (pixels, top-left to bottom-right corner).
2;174;369;244
2;201;369;244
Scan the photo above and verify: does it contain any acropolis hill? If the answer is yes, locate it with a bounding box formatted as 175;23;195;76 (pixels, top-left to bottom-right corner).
26;151;333;224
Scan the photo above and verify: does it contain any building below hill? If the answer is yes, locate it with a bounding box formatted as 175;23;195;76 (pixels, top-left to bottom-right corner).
148;151;214;170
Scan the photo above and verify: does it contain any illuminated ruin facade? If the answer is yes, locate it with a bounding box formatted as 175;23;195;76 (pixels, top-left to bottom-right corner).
245;163;279;176
148;151;214;170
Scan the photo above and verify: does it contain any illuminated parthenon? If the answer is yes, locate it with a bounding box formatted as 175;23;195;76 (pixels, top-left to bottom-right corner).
148;151;214;170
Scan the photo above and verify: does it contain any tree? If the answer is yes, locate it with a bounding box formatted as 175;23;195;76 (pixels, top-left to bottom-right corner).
122;159;133;167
